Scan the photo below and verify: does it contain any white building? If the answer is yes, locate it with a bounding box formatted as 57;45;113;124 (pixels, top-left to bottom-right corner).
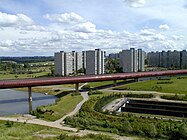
85;49;105;75
54;51;65;76
119;48;145;72
54;51;83;76
147;50;187;69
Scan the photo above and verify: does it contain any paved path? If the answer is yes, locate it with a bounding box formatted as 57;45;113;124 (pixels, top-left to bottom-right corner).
0;90;133;139
54;91;89;124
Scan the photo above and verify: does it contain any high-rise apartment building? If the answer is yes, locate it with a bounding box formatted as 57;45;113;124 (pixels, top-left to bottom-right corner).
54;49;105;76
138;49;145;72
85;49;105;75
119;48;145;72
147;50;187;69
54;51;83;76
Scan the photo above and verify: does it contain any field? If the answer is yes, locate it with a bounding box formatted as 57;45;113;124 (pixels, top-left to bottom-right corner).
113;76;187;94
0;120;115;140
0;61;54;80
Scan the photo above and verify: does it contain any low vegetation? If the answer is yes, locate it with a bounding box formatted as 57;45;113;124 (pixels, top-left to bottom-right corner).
0;120;115;140
113;76;187;94
58;134;115;140
64;94;187;139
0;120;62;140
31;93;82;121
161;94;187;101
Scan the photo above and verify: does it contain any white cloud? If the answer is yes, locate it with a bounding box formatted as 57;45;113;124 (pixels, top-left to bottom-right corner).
124;0;146;8
72;22;96;33
19;25;46;31
44;12;84;24
0;12;33;27
159;24;170;30
0;11;186;56
172;35;184;40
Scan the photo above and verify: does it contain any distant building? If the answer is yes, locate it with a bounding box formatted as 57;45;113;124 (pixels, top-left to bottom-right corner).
108;53;120;59
138;49;145;72
147;50;187;69
85;49;105;75
119;48;145;72
54;49;105;76
54;51;83;76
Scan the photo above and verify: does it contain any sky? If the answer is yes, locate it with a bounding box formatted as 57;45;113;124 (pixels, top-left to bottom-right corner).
0;0;187;56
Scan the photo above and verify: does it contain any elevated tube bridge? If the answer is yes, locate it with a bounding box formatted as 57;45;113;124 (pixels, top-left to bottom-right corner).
0;70;187;113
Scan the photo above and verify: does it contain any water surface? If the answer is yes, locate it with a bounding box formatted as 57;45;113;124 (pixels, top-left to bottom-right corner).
0;89;57;116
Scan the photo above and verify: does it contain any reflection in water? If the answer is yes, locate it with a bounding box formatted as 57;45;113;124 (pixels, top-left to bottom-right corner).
0;89;57;116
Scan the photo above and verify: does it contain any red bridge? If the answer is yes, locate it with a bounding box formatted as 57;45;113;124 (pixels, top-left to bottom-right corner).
0;70;187;112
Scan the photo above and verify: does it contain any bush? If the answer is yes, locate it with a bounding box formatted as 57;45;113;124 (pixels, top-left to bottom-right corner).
5;120;14;127
156;81;173;84
71;92;81;96
88;90;103;95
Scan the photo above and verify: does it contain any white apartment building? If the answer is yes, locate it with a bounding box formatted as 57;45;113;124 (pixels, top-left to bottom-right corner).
54;51;83;76
85;49;105;75
119;48;145;72
147;50;187;69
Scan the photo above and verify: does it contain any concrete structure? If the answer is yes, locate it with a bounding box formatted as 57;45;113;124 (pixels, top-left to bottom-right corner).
54;51;83;76
119;48;145;72
181;50;187;69
85;49;105;75
147;50;187;69
54;51;65;76
138;49;145;71
108;53;120;59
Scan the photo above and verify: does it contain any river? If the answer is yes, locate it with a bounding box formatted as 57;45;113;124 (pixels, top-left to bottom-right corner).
0;89;57;116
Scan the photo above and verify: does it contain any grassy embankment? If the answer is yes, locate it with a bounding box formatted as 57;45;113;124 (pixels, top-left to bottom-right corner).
64;92;187;140
16;86;83;121
0;120;115;140
113;76;187;94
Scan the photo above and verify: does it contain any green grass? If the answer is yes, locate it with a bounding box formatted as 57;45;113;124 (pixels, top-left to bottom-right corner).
113;76;187;94
0;120;63;140
0;72;49;80
31;93;83;121
0;120;116;140
85;80;126;89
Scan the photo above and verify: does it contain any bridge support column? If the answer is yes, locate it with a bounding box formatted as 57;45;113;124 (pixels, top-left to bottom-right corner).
75;83;79;92
134;78;139;82
28;87;32;113
113;80;117;86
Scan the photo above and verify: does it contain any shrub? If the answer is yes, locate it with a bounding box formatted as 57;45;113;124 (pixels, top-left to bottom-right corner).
156;81;173;84
88;90;103;95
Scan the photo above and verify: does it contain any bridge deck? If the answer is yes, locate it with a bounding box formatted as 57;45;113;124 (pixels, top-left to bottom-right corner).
0;70;187;89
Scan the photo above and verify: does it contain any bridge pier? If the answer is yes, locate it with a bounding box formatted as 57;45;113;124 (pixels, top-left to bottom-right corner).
75;83;79;92
134;78;139;82
113;80;117;86
28;87;32;113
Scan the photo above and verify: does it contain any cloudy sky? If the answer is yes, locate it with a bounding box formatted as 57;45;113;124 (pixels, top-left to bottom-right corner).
0;0;187;56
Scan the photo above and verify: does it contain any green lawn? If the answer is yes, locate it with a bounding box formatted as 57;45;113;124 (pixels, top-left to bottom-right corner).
86;80;126;89
113;76;187;94
0;120;63;140
0;72;49;80
0;120;115;140
31;93;83;121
